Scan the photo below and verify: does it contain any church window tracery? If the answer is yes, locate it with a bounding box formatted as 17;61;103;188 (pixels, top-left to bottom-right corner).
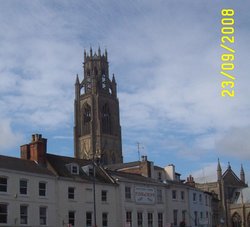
101;104;111;134
102;74;107;89
232;212;242;227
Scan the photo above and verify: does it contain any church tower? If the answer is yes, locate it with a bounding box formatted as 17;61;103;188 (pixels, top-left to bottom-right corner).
74;48;123;164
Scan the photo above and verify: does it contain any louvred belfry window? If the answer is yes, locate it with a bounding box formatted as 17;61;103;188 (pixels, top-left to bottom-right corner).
101;104;111;134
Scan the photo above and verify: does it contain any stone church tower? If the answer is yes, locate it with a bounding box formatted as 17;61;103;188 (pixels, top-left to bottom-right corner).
74;48;123;165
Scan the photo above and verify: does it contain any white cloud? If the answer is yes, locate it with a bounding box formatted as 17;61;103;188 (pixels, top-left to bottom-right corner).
0;118;23;152
215;127;250;159
191;162;220;183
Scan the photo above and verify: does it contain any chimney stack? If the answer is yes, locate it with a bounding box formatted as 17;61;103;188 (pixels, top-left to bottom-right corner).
186;175;196;187
20;134;47;166
140;155;153;178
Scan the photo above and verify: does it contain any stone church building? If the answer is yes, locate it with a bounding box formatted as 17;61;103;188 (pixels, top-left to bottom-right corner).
196;159;250;227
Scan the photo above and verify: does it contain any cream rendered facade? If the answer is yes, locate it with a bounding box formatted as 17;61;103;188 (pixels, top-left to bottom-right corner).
55;178;120;227
110;172;167;227
0;167;57;227
0;161;120;227
0;152;214;227
167;184;190;226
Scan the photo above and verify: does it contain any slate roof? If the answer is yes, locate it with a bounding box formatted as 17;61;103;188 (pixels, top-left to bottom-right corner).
105;161;141;171
46;154;115;184
154;165;164;170
222;167;247;188
107;169;166;185
0;155;54;176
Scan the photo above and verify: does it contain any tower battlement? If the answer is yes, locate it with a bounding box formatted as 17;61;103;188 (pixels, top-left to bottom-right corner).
84;47;108;62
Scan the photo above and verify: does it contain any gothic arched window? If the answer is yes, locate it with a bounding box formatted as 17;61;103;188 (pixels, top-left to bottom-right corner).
84;69;92;94
101;103;111;134
247;213;250;227
232;212;242;227
82;104;91;135
85;76;92;93
102;74;107;89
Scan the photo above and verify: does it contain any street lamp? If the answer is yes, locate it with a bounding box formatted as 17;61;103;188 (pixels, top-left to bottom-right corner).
92;149;101;227
93;159;97;227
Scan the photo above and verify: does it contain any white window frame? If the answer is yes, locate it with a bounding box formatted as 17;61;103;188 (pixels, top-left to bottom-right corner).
39;182;47;197
39;206;47;225
20;204;28;225
0;203;8;224
0;176;7;193
19;179;28;195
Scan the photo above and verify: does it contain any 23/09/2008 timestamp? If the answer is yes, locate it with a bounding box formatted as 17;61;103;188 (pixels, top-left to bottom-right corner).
220;9;235;97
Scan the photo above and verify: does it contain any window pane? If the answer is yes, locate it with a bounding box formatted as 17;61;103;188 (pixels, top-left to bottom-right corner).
20;180;27;195
68;187;75;199
86;212;92;227
137;212;143;227
173;210;178;226
148;213;153;227
39;182;46;196
0;177;7;192
158;213;163;227
194;211;198;226
72;165;78;174
172;190;177;199
40;207;47;225
126;211;132;225
68;211;75;226
125;186;131;199
157;189;162;203
0;204;7;224
20;205;28;224
101;190;107;202
181;191;185;200
193;193;196;201
102;212;108;227
0;178;7;184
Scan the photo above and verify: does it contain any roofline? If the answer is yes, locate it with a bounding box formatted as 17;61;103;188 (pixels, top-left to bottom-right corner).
0;167;56;179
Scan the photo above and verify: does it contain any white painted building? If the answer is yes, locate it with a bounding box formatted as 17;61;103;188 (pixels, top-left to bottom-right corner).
46;154;120;227
186;175;213;227
0;155;57;227
0;135;213;227
108;170;167;227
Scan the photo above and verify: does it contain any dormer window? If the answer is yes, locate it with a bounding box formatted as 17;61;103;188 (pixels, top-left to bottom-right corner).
72;165;78;174
66;163;79;175
89;167;94;176
81;164;94;176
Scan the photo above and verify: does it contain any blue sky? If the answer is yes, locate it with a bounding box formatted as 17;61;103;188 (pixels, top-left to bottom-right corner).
0;0;250;183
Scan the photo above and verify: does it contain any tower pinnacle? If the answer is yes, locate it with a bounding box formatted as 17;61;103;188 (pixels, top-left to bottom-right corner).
217;158;222;181
240;164;245;183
